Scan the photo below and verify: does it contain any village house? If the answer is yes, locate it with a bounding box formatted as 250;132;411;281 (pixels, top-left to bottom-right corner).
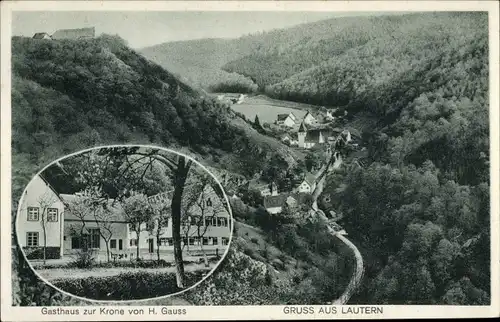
51;27;95;40
297;121;325;149
303;111;317;125
325;110;336;121
17;174;231;260
275;112;297;128
32;32;52;40
218;93;246;104
296;173;317;194
17;175;65;259
263;191;311;214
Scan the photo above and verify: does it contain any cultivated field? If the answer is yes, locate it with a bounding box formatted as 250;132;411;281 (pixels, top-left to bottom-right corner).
230;95;310;124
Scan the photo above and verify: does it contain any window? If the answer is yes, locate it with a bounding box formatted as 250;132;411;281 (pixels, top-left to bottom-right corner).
110;239;117;249
88;228;100;248
211;237;218;245
47;208;58;222
160;237;173;246
72;235;86;249
193;237;200;245
26;232;39;247
130;239;137;247
27;207;39;221
212;217;217;226
217;217;228;227
202;237;209;245
206;198;212;207
189;238;195;246
204;217;212;226
222;237;229;246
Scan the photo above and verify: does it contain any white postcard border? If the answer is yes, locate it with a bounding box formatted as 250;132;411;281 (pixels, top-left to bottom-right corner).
1;1;499;320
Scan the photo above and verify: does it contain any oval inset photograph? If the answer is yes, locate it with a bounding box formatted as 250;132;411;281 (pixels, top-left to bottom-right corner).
15;145;233;302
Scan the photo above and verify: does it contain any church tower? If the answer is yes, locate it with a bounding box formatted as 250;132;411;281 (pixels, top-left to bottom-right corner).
298;121;307;148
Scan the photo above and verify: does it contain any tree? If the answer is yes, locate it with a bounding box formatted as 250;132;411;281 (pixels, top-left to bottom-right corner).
181;172;230;267
254;115;261;128
122;193;155;261
91;201;118;263
305;152;322;172
148;199;171;263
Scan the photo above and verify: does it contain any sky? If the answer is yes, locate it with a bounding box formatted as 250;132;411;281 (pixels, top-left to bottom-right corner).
12;11;403;48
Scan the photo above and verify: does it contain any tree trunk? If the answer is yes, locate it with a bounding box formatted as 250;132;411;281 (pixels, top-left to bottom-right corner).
42;223;47;265
105;242;110;262
136;227;141;260
156;230;161;263
171;157;190;288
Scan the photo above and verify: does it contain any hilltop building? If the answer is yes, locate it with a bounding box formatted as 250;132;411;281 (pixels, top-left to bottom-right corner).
17;174;231;260
51;27;95;40
32;32;52;40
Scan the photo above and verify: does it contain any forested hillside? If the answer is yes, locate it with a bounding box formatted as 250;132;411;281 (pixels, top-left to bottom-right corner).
12;34;297;201
302;13;490;304
140;38;258;92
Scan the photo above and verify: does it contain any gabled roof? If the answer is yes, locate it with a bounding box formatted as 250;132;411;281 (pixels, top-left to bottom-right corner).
52;27;95;40
33;32;51;39
298;122;307;133
303;173;316;187
304;111;316;119
277;113;293;121
37;174;65;203
60;193;128;222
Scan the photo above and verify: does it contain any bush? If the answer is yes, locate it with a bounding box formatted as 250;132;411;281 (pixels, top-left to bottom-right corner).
23;247;61;260
52;271;205;300
69;249;96;269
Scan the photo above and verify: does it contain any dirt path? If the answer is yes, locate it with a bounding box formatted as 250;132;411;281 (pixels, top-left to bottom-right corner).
330;230;365;304
310;146;364;305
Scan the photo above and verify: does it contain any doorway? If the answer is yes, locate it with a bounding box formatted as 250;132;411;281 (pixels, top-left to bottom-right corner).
118;239;123;251
148;238;154;253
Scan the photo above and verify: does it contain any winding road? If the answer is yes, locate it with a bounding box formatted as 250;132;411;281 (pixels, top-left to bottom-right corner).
310;143;365;305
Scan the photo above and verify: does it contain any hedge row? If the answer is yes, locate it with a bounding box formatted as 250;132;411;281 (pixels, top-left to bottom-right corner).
52;270;207;300
23;247;61;260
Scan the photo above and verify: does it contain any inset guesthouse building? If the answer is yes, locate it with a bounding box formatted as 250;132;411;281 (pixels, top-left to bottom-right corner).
17;174;231;260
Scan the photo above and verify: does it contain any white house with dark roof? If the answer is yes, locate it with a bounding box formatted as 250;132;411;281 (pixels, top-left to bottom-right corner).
303;111;317;125
297;173;317;194
276;113;296;128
